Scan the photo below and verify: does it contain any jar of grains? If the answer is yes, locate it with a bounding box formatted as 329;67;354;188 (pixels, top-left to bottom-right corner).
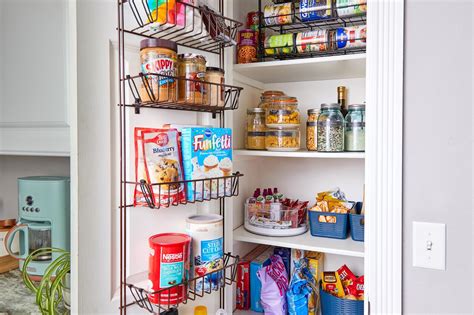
265;127;300;151
139;38;178;102
246;108;266;150
344;104;365;151
265;96;300;128
205;67;225;107
177;53;207;104
317;103;345;152
306;108;319;151
258;90;286;109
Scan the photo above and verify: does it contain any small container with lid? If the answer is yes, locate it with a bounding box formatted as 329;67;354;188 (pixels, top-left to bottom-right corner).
139;38;178;102
258;90;286;109
265;127;300;151
246;108;266;150
265;96;300;128
177;53;207;104
306;108;320;151
317;103;345;152
205;67;225;107
344;104;365;151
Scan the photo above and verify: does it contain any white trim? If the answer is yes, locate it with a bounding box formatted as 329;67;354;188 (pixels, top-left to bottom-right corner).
365;0;404;314
0;150;70;157
0;121;69;128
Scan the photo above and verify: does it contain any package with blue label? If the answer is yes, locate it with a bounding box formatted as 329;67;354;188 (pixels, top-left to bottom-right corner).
300;0;332;22
181;127;233;202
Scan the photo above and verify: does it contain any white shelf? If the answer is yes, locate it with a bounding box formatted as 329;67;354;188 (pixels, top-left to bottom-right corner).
233;54;366;84
233;225;364;258
234;310;261;315
234;149;365;159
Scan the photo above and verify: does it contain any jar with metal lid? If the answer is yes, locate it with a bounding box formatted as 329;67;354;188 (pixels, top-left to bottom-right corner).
177;53;207;104
306;108;320;151
258;90;286;109
205;67;225;107
247;108;266;150
139;38;178;103
265;96;300;128
317;103;345;152
265;127;300;151
344;104;365;151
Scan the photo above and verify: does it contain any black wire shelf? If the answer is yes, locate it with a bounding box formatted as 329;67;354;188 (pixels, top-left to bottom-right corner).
124;252;239;313
120;0;242;54
124;73;243;114
126;172;243;209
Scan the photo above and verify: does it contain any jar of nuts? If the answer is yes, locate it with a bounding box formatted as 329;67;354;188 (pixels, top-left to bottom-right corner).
306;108;319;151
247;108;266;150
265;96;300;128
317;103;345;152
265;127;300;151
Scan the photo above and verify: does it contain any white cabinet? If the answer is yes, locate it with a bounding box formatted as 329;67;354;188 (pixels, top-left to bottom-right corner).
0;0;70;156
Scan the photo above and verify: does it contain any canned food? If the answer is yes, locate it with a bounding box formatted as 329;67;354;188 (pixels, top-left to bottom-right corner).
336;0;367;17
264;3;293;26
296;30;329;53
264;34;294;56
300;0;332;22
334;25;367;50
247;11;262;29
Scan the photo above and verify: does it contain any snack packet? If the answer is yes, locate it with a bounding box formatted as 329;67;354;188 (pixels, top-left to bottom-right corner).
257;255;289;315
322;271;345;298
286;269;312;315
337;264;357;294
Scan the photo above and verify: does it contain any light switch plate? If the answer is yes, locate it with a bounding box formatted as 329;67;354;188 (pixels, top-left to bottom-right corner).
412;222;446;270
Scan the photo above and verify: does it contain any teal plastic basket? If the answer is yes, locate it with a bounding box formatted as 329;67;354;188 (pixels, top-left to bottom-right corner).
308;211;349;239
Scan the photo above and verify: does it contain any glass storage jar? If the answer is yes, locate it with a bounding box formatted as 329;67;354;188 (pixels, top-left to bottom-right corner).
344;104;365;151
265;96;300;128
258;90;286;109
247;108;266;150
265;127;300;151
205;67;225;107
177;53;207;104
317;103;345;152
306;108;319;151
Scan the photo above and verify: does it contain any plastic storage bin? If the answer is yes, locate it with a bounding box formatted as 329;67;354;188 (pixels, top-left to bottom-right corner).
308;211;349;239
349;202;364;242
320;284;364;315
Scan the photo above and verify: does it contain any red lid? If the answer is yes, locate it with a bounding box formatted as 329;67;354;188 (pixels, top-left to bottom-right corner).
149;233;191;247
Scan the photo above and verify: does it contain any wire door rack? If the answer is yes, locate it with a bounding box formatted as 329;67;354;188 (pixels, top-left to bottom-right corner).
117;1;243;313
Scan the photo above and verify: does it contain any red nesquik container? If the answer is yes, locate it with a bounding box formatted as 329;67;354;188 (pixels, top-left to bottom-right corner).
148;233;191;305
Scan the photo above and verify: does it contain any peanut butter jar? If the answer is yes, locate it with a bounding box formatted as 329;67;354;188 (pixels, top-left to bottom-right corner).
139;38;178;103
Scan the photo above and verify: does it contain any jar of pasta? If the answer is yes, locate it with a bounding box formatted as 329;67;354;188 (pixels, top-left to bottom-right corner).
205;67;225;107
306;108;319;151
265;96;300;128
258;90;286;109
246;108;266;150
317;103;345;152
139;38;178;103
265;127;300;151
177;53;207;104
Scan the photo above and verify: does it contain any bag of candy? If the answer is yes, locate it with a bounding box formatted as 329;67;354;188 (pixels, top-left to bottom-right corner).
257;255;289;315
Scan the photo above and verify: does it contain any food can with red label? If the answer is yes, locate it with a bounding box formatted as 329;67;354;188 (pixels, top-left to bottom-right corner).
334;25;367;50
238;29;257;47
295;30;329;53
148;233;191;305
246;11;262;30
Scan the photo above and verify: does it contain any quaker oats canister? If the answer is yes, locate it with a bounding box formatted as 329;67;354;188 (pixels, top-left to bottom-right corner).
139;38;178;103
186;214;224;292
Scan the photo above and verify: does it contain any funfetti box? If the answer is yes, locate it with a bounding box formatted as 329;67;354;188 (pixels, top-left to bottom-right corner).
181;127;233;202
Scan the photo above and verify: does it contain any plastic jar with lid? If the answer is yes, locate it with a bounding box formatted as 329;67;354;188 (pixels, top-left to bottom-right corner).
265;96;300;128
317;103;345;152
258;90;286;109
177;53;207;104
265;127;300;151
246;108;266;150
139;38;178;103
205;67;225;107
344;104;365;151
306;108;320;151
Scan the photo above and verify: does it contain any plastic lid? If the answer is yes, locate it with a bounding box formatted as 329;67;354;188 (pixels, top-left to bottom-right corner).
348;104;366;110
320;103;340;109
140;38;177;52
186;214;223;224
261;90;285;98
178;53;207;62
269;96;298;105
206;67;225;74
149;233;191;246
307;108;320;114
194;306;208;315
248;107;265;114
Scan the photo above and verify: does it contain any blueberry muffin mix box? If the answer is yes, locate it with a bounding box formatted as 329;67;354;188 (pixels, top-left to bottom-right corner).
181;127;233;201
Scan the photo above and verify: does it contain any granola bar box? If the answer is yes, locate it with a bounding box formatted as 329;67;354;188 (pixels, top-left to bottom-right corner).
181;127;233;201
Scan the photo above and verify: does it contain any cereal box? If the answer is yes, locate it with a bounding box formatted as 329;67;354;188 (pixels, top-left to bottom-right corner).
181;127;233;201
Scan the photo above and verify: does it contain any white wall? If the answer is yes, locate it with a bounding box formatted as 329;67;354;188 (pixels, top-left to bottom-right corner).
0;156;70;219
403;1;473;313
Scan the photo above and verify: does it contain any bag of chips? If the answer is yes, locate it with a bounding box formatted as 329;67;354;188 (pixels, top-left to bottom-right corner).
257;255;289;315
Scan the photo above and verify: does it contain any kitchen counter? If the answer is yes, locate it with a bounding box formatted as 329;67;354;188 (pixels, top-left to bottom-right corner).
0;269;39;314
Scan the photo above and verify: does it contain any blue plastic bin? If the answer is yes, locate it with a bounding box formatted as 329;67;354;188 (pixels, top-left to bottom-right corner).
349;202;365;242
320;284;364;315
308;211;349;239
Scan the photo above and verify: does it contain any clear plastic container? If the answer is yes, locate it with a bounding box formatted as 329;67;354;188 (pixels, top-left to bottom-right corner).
317;103;345;152
246;108;266;150
265;96;300;128
244;201;308;236
265;128;300;151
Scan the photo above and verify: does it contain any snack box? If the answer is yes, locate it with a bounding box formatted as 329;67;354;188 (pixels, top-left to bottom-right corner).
290;248;305;276
273;247;291;276
306;251;324;283
236;245;271;310
250;247;274;312
181;127;233;202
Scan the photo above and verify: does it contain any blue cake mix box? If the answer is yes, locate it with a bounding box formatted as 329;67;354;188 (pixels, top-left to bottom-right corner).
181;127;233;201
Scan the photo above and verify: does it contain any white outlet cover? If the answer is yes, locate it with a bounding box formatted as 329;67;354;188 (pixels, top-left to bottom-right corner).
412;222;446;270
